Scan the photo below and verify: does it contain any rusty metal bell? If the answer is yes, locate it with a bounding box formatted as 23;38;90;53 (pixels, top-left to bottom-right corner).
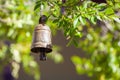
31;15;52;61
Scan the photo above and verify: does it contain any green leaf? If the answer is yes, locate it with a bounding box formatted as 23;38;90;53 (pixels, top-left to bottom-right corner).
90;16;97;24
95;3;107;11
96;3;106;8
73;18;78;28
71;56;82;64
54;53;64;63
71;56;85;74
104;8;114;15
75;32;82;38
96;16;102;21
34;3;41;10
79;16;86;25
113;17;120;23
35;1;41;4
67;38;73;47
73;39;79;47
53;19;59;23
76;65;85;74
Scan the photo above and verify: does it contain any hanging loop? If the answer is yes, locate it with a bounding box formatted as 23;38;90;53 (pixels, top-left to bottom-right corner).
40;1;44;16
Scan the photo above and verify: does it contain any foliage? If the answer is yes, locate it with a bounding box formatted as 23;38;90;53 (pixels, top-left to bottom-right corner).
34;0;120;80
0;0;120;80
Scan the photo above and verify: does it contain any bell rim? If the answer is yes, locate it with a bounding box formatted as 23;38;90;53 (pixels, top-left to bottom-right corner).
31;47;52;53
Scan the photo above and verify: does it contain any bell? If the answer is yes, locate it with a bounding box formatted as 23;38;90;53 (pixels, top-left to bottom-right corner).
31;15;52;61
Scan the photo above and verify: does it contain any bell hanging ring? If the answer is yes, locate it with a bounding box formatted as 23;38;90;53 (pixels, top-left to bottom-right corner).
31;15;52;61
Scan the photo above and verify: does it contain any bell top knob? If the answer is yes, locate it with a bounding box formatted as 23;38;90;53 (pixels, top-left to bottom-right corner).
39;15;48;24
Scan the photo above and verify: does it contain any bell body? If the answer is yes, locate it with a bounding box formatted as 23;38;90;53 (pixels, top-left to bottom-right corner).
31;24;52;60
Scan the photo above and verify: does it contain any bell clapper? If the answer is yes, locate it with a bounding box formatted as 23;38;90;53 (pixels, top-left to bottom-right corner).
39;51;47;61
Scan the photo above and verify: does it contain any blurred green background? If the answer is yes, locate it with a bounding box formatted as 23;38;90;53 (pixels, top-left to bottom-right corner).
0;0;120;80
